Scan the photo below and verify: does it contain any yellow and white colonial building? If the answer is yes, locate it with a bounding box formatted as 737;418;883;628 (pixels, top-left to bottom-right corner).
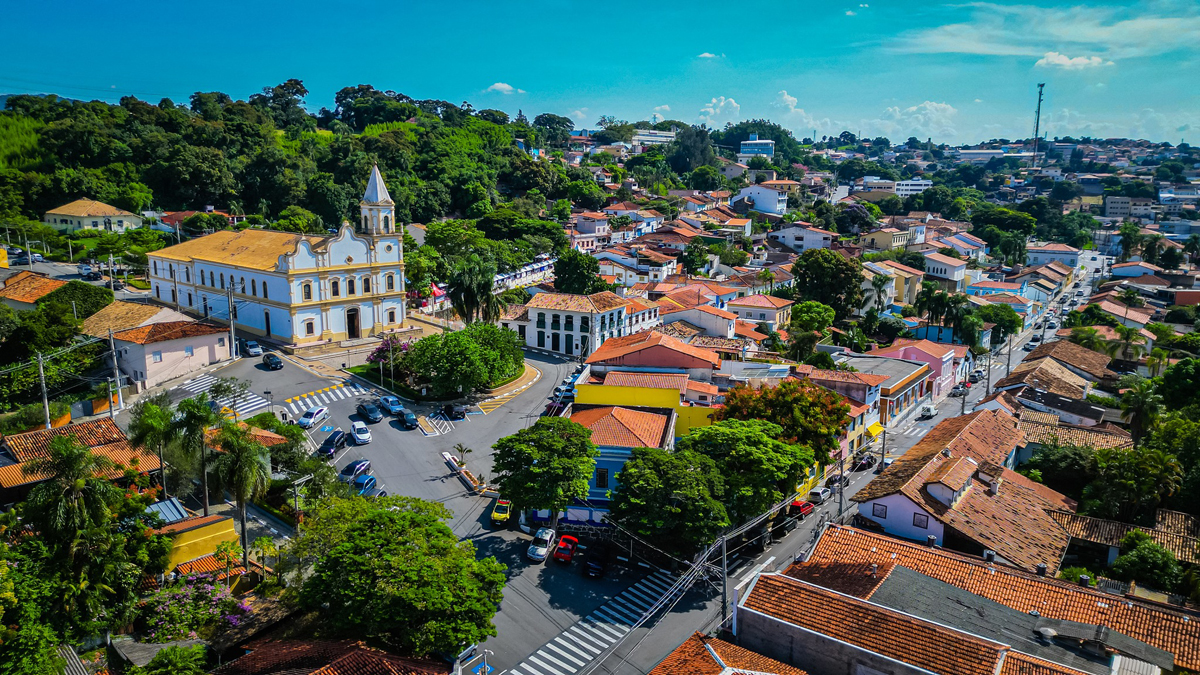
146;166;405;346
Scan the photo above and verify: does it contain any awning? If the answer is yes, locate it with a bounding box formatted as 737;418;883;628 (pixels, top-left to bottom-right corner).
867;422;885;438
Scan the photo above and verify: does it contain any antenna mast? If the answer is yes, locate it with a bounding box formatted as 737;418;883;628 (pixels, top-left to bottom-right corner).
1032;83;1045;169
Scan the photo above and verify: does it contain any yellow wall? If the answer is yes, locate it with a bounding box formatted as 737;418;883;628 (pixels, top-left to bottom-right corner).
167;518;239;570
574;384;716;436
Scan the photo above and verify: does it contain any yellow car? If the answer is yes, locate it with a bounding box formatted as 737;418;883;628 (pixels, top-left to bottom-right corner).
491;499;512;527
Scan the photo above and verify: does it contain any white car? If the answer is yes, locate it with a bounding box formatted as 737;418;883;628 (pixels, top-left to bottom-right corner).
243;340;263;356
297;405;329;429
808;487;833;504
350;420;372;445
527;527;556;562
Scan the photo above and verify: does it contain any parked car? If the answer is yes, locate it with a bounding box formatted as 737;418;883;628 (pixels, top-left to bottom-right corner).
1047;320;1059;329
852;453;878;471
919;404;938;419
553;535;579;563
338;459;372;483
353;474;387;498
297;406;329;429
968;371;982;383
316;429;347;459
1030;334;1042;342
949;384;968;397
584;543;611;578
1075;290;1085;296
378;395;404;415
356;402;384;423
527;528;556;562
77;264;93;275
262;353;284;370
826;474;850;489
83;270;103;281
350;420;372;445
808;487;832;504
791;500;815;519
1023;342;1037;351
243;340;263;356
442;404;468;420
491;499;512;527
398;408;419;430
109;279;126;291
552;385;575;400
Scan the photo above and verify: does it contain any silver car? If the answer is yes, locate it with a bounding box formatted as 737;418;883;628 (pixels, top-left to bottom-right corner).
297;405;329;429
527;528;556;562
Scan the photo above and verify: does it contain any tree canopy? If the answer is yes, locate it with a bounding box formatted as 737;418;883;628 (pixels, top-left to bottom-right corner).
790;249;865;320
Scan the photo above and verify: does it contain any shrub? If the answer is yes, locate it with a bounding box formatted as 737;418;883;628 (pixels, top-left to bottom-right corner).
137;573;251;642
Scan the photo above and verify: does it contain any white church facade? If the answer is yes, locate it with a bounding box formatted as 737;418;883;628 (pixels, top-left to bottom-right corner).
146;165;406;346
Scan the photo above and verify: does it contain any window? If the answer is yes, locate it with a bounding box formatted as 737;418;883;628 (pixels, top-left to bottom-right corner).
759;312;766;320
187;292;192;306
363;277;370;294
184;345;194;357
209;271;214;287
153;261;158;275
596;468;609;489
155;286;160;299
171;289;177;303
382;215;390;231
251;279;257;296
218;337;225;347
913;513;929;529
386;274;395;291
305;320;315;336
262;284;268;300
362;215;368;230
184;268;190;282
331;280;340;297
220;273;225;289
301;283;312;300
169;267;174;278
872;503;888;519
240;278;246;293
348;278;356;296
388;309;396;323
152;351;163;363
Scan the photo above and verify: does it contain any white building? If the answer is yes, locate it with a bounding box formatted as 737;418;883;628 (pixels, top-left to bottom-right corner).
767;224;836;252
735;184;788;215
631;129;676;147
500;292;661;358
895;179;933;198
922;252;967;292
146;165;406;347
1025;243;1081;268
44;199;143;234
736;133;775;165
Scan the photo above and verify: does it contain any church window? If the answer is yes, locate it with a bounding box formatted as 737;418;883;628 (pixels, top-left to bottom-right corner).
363;277;370;294
386;274;395;291
303;283;312;301
240;278;246;293
262;284;268;300
382;215;390;232
220;273;225;289
305;320;315;336
331;280;340;297
388;309;396;323
251;279;257;296
348;278;357;296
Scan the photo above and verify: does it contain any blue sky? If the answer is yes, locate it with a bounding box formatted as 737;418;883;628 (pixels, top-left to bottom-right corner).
5;0;1199;144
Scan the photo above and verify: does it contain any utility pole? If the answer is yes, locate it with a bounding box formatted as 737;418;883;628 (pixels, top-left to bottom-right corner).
71;301;77;321
108;329;124;412
877;427;887;474
1032;83;1045;170
1005;333;1015;376
985;351;993;395
109;254;117;295
837;454;846;518
227;285;237;358
107;379;116;419
36;353;50;429
720;536;729;630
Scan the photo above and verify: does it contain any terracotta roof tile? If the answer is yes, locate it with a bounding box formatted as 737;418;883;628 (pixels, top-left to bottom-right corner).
649;633;806;675
527;291;630;314
805;368;890;387
1028;243;1082;253
924;252;968;267
151;514;232;535
1024;341;1115;381
570;406;669;448
112;320;228;345
586;331;720;367
212;639;448;675
995;359;1089;399
998;652;1095;675
1017;417;1133;451
742;574;1008;675
1156;509;1199;538
602;371;688;394
5;417;127;462
728;294;793;309
733;320;768;341
1047;510;1200;564
789;525;1200;671
80;300;172;338
0;273;68;304
658;320;704;339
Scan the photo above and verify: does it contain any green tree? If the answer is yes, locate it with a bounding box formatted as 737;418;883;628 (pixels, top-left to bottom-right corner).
298;500;506;656
176;394;221;516
131;645;207;675
127;397;177;497
679;238;710;275
39;281;113;319
1109;531;1183;592
689;165;721;191
1083;445;1182;521
676;420;813;524
446;254;501;323
975;303;1024;346
1120;378;1162;446
1108;324;1147;362
1068;326;1106;352
403;330;490;396
566;180;606;210
790;249;865;320
553;248;611;295
551;199;572;222
213;422;270;572
716;379;849;465
491;417;598;528
667;125;717;174
532;113;574;147
19;435;120;554
607;447;729;558
1021;440;1093;500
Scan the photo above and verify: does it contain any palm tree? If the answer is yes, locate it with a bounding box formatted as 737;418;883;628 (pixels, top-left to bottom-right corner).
1117;222;1142;263
1069;326;1106;352
1120;378;1162;446
177;394;221;516
1146;348;1171;378
214;422;270;573
1184;234;1200;265
870;274;891;313
942;294;971;343
1108;324;1147;362
447;254;501;323
757;267;775;293
914;281;939;321
1141;234;1164;265
21;436;119;549
127;398;177;498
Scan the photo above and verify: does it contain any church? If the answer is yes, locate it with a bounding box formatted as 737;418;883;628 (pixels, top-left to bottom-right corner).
146;165;406;347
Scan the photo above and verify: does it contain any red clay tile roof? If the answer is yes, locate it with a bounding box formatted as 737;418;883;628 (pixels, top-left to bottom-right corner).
1;418;160;479
1024;340;1115;381
742;574;1008;675
152;514;232;535
570;406;669;448
924;252;967;267
805;368;890;387
112;320;228;345
733;320;768;341
869;338;955;360
1091;300;1152;322
998;652;1095;675
1028;243;1082;253
878;260;925;276
977;390;1020;415
1112;261;1162;271
46;198;137;218
602;371;688;394
727;294;793;309
789;524;1200;671
586;331;721;367
0;272;68;304
649;632;806;675
994;359;1088;399
1047;510;1200;564
212;639;448;675
1017;417;1133;451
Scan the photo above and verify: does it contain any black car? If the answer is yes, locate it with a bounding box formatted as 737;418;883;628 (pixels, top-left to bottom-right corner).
83;270;104;281
356;402;384;423
398;407;419;430
852;453;878;471
826;474;851;490
584;542;611;578
316;429;348;459
110;279;126;291
338;458;372;483
443;404;468;420
262;353;284;370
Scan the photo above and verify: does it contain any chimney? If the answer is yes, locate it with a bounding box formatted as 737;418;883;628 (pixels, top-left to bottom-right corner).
988;479;1001;495
926;535;937;547
983;550;996;563
1036;563;1047;576
1079;575;1091;587
870;563;878;578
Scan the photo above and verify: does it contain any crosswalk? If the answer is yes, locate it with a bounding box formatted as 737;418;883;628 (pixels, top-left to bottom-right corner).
478;390;520;414
506;570;679;675
176;374;270;418
285;383;371;417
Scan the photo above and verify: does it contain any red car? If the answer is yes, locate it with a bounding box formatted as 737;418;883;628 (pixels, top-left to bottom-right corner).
791;499;815;519
553;535;579;563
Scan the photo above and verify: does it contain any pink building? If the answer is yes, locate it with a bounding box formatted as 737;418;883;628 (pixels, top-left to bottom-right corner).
868;339;958;399
113;321;231;389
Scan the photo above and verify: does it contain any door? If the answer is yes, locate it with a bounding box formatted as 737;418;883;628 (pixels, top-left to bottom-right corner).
346;308;360;339
551;332;560;352
565;337;573;356
264;310;272;337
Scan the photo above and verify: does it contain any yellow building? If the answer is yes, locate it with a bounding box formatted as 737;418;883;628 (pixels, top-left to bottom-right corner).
861;228;912;251
155;514;240;570
574;371;718;436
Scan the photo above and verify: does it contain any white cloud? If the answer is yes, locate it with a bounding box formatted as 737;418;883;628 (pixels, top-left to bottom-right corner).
974;98;983;103
486;82;525;95
570;107;589;122
891;3;1200;61
859;3;868;6
697;96;741;125
697;52;720;58
845;10;856;16
773;90;845;137
1045;107;1200;142
868;101;959;140
1035;51;1114;69
653;104;671;113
